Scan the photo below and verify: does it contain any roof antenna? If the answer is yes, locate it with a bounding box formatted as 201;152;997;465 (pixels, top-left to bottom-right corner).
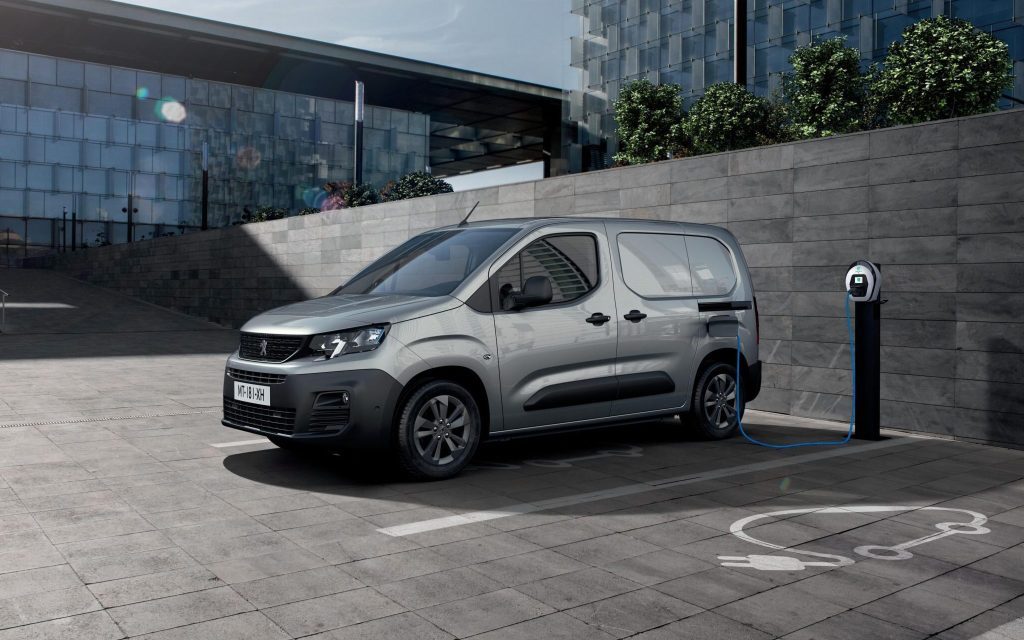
458;201;479;227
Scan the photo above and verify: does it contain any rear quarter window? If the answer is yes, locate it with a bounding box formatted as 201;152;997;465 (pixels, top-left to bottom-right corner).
685;235;737;296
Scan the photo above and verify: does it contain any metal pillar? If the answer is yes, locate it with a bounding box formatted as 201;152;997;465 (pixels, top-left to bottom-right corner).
201;141;209;231
354;80;365;185
733;0;748;87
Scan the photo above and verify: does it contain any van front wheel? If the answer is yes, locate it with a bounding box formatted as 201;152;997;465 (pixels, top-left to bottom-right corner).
394;380;481;480
690;362;743;440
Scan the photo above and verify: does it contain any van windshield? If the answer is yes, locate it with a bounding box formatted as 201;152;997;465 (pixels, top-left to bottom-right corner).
336;228;518;297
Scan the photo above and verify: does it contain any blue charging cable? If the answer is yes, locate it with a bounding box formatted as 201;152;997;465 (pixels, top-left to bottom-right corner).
734;292;856;448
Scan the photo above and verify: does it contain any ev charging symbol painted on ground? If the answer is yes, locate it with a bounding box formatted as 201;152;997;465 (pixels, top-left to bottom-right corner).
719;506;990;571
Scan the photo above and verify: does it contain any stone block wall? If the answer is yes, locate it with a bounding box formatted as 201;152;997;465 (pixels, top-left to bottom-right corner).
40;109;1024;447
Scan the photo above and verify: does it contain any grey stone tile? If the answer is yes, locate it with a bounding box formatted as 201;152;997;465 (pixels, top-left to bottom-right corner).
869;121;958;158
793;134;870;168
856;584;991;634
634;610;773;639
376;566;504;610
263;587;405;637
0;610;123;640
794;161;869;192
70;546;197;584
303;612;452;640
960;172;1024;205
106;586;253;636
89;566;224;608
0;586;100;630
653;567;775;609
341;548;459;587
554;533;662;566
232;565;364;608
565;588;702;637
515;567;640;610
132;612;289;640
418;588;554;638
715;584;848;636
603;549;714;586
206;547;329;584
469;549;589;587
781;610;926;640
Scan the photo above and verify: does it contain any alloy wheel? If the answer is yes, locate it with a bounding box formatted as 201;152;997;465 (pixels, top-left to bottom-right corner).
702;372;737;430
412;394;470;466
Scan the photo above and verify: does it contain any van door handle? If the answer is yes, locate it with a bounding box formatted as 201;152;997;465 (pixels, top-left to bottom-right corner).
586;313;611;326
623;310;647;323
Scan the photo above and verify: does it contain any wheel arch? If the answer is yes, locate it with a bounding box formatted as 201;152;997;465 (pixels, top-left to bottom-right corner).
396;366;492;438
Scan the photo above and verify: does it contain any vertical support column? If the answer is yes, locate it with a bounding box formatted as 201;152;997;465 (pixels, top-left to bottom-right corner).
62;206;67;252
354;80;365;186
71;204;77;252
733;0;748;87
854;270;882;441
201;140;209;231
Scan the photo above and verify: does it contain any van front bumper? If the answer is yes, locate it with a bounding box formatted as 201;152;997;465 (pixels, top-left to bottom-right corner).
222;365;404;449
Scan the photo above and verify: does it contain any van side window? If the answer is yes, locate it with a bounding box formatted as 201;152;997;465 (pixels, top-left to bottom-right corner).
686;236;737;296
617;233;693;297
494;234;598;309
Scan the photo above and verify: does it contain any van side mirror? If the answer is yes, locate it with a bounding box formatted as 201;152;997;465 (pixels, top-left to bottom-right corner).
508;276;552;311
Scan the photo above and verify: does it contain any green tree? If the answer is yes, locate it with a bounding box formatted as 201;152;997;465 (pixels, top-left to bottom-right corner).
243;206;288;223
683;83;785;155
784;36;868;137
612;78;687;165
871;16;1012;125
381;171;454;201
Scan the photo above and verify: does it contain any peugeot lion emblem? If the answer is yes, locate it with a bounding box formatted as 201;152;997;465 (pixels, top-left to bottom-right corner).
259;339;268;357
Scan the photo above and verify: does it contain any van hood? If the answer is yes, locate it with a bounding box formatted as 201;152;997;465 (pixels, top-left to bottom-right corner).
239;294;461;335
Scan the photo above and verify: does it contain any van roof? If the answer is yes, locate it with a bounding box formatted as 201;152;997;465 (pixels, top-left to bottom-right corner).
438;217;720;232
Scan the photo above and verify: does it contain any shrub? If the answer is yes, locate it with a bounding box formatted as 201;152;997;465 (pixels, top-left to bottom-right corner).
381;171;454;201
784;36;868;137
321;181;380;210
612;78;687;164
243;206;288;223
871;16;1012;125
297;207;320;216
683;83;786;154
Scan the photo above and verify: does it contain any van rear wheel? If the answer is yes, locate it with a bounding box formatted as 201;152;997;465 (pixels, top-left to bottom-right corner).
394;380;481;480
690;362;743;440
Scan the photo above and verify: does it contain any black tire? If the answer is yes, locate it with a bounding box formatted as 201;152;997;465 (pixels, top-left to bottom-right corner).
394;380;482;480
689;361;744;440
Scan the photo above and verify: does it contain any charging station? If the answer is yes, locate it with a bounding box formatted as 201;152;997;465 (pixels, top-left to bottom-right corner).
845;260;883;441
733;259;884;449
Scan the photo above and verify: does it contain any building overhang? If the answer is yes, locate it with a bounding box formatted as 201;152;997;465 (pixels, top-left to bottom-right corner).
0;0;564;176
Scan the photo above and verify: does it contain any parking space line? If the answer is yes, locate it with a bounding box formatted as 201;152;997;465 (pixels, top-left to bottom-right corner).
378;437;915;537
211;438;270;448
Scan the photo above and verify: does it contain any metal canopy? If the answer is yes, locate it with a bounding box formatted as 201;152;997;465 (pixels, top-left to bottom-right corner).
0;0;563;176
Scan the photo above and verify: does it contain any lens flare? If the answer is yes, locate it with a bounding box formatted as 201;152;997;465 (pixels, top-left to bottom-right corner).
235;146;261;170
155;97;187;123
779;477;791;492
302;186;327;209
135;87;149;99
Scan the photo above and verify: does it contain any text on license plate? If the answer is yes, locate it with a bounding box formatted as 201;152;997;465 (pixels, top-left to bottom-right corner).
234;381;270;406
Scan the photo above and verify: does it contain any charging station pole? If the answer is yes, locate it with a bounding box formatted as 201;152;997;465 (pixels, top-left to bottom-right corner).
854;265;881;440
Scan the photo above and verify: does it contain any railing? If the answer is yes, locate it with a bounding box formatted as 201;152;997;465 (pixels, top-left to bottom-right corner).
0;289;7;333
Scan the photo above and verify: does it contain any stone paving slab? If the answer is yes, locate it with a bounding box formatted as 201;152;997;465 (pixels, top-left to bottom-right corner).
1;272;1024;638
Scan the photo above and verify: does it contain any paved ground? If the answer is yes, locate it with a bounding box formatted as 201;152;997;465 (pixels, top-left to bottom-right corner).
0;269;1023;639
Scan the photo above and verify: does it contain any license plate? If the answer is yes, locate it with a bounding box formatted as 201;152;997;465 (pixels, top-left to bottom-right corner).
233;381;269;406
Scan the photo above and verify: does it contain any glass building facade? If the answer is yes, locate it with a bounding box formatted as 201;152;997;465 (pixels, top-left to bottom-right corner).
0;47;429;259
567;0;1024;171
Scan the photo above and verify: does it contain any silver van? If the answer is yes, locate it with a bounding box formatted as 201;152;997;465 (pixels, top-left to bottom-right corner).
223;217;761;479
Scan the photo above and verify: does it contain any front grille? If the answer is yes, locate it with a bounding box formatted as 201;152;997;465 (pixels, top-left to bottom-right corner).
223;398;296;434
227;368;286;385
239;333;305;363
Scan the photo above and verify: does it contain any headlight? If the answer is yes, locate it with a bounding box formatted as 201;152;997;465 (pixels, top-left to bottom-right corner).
310;325;389;360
